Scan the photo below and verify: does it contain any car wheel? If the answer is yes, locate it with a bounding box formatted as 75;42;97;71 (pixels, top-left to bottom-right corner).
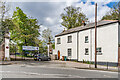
48;58;51;61
38;58;42;61
34;59;37;61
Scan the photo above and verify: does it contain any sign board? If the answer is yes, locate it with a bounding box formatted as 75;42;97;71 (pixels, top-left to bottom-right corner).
22;46;39;51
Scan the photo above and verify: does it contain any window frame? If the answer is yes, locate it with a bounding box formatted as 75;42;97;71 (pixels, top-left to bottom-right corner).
96;47;102;55
68;48;72;57
67;35;72;43
85;48;89;55
57;38;61;44
85;36;89;43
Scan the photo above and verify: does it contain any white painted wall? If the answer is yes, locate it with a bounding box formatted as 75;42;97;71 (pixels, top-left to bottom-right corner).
79;23;118;63
55;22;119;63
5;37;10;59
78;29;91;61
55;32;78;60
118;23;120;45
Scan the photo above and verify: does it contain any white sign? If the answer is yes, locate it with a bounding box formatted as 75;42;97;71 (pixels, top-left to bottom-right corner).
22;46;39;51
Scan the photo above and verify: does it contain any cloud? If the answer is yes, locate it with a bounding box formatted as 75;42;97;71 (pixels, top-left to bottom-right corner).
7;0;116;39
45;17;54;25
75;1;111;22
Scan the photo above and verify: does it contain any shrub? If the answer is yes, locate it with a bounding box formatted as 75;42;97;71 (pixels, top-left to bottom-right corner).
83;59;85;63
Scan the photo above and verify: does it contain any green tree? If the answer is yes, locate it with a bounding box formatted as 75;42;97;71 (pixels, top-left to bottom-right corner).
61;6;88;29
9;43;17;54
11;7;40;53
52;42;55;49
38;40;47;54
102;1;120;21
42;28;53;43
0;2;10;44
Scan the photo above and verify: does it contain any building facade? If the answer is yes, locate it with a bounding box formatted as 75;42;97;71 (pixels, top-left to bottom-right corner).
54;20;120;65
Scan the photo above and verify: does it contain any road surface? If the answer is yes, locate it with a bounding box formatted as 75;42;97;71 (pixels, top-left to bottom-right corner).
0;61;118;78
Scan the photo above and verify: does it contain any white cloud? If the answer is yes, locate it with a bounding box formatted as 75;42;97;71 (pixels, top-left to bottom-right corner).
86;0;119;3
45;17;54;24
7;1;114;38
75;1;111;22
4;0;80;2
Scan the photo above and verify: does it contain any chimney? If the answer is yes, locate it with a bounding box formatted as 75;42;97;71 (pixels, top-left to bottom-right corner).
63;28;66;32
82;21;86;26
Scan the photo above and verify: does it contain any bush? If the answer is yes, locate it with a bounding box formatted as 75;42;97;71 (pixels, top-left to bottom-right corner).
87;61;90;64
83;59;85;63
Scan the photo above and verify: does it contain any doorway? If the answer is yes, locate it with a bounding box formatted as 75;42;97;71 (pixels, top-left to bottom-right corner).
58;50;60;60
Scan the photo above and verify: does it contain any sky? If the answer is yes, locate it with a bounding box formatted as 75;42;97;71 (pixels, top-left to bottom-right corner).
5;0;120;39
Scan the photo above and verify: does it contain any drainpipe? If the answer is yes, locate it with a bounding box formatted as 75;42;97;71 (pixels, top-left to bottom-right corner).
89;29;92;68
77;32;79;61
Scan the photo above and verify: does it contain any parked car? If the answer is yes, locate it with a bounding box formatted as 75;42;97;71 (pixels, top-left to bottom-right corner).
34;54;51;61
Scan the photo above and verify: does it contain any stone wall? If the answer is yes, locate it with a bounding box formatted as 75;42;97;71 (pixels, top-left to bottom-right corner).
0;43;5;61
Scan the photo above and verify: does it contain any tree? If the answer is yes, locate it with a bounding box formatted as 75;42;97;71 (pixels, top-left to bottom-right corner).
102;1;120;21
0;2;10;44
11;7;40;53
52;42;55;49
38;40;47;54
42;28;53;43
10;42;17;54
61;6;88;29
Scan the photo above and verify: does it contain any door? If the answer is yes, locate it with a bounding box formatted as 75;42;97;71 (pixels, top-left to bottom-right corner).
58;50;60;60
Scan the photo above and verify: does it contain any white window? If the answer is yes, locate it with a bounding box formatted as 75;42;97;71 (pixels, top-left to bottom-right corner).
97;47;102;55
85;36;89;43
68;36;72;43
68;48;72;57
57;38;61;44
85;48;89;55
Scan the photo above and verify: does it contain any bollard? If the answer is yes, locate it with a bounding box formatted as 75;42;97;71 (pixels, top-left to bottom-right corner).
107;62;108;70
64;56;67;61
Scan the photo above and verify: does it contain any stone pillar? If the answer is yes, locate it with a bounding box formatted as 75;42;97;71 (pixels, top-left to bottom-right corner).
47;44;50;57
47;37;53;57
4;34;10;61
0;43;5;61
47;42;53;57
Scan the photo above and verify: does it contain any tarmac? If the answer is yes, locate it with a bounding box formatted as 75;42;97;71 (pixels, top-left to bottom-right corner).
0;59;119;72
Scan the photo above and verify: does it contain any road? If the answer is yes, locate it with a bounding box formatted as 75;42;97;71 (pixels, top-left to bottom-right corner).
0;61;118;78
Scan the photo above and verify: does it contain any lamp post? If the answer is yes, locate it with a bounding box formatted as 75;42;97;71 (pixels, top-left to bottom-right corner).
95;3;97;68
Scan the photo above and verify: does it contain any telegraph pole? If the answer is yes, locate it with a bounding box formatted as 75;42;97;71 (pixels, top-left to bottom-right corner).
95;3;97;68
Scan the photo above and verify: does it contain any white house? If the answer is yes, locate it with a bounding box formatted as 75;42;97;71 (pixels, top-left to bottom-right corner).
54;20;120;65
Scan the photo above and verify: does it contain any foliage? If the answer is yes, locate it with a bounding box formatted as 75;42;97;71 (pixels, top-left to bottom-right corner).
42;28;53;43
52;42;55;49
61;6;88;29
0;2;10;44
102;1;120;21
11;7;40;46
10;42;17;54
35;39;47;54
9;7;40;53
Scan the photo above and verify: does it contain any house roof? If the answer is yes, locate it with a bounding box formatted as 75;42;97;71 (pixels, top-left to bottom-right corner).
55;20;119;37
